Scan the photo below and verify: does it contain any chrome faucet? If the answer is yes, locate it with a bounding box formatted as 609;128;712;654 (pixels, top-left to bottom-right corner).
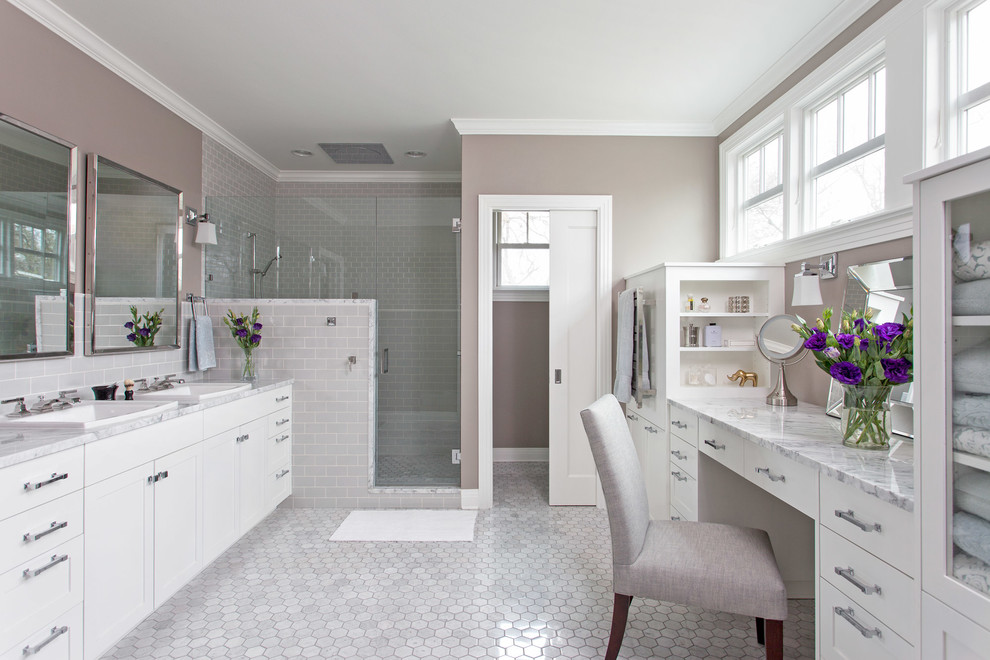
31;390;80;413
133;378;150;391
149;374;185;391
2;397;30;417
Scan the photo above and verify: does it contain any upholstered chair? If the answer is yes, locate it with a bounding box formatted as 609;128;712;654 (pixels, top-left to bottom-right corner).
580;394;788;660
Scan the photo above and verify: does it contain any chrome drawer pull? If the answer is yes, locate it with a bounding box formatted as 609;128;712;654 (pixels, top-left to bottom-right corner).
626;414;637;421
834;606;882;639
276;395;290;402
834;566;882;596
276;469;290;480
236;434;249;443
671;420;687;429
703;439;725;451
754;467;785;483
671;471;688;482
275;434;290;443
275;418;290;426
645;426;658;434
22;625;68;656
23;553;68;578
23;520;68;542
23;472;68;491
834;509;882;533
670;515;682;521
671;450;686;460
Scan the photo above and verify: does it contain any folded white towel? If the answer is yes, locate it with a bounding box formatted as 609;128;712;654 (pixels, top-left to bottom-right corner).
195;316;216;370
613;289;635;403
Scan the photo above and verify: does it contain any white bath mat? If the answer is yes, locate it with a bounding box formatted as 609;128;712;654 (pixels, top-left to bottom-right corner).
330;509;477;542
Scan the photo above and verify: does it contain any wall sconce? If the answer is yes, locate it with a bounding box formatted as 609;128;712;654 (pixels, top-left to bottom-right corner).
792;253;837;306
185;208;217;245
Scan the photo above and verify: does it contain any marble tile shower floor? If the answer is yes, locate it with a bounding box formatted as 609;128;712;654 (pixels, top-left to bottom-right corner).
102;463;815;659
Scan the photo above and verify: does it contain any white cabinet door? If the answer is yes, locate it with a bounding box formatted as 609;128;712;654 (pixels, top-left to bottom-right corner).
238;418;269;532
84;463;155;660
153;443;203;608
202;430;240;565
642;420;669;519
922;593;990;660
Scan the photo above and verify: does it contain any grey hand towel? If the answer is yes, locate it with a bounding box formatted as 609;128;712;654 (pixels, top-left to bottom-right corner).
187;318;198;372
195;316;217;370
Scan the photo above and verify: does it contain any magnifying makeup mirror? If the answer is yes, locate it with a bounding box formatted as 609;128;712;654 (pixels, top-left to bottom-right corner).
757;314;807;407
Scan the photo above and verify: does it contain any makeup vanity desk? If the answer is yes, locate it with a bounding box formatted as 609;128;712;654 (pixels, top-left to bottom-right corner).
666;396;916;660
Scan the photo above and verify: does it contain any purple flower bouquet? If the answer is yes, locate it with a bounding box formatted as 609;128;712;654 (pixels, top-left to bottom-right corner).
125;306;164;347
222;308;263;382
791;307;913;449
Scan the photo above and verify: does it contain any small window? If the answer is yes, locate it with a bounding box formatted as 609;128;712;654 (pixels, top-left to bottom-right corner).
495;210;549;288
809;64;886;230
11;222;62;281
739;133;784;252
961;0;990;152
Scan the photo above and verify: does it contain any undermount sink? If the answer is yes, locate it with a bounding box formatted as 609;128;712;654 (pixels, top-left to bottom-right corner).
133;382;251;404
0;400;179;431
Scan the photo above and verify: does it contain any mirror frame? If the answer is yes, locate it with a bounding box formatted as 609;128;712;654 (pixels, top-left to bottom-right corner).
0;113;77;361
84;154;183;355
825;256;914;438
757;313;807;364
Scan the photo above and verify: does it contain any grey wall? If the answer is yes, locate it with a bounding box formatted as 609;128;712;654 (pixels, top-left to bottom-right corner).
460;135;719;488
493;301;549;450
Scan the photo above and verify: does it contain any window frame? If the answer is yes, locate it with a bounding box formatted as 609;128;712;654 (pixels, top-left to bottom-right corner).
734;128;787;255
493;210;550;293
936;0;990;158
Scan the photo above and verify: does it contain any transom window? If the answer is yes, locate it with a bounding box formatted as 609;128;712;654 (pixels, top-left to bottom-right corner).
740;133;784;251
958;0;990;152
495;210;549;288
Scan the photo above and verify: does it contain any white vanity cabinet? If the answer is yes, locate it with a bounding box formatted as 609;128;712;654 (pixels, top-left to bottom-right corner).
624;409;667;519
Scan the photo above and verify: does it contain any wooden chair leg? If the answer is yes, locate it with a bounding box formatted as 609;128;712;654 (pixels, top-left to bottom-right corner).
605;594;632;660
764;619;783;660
755;617;765;645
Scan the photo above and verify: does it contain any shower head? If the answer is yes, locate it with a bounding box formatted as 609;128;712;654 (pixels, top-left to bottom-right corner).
259;254;281;277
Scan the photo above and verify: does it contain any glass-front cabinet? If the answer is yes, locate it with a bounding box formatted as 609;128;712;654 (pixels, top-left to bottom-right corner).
915;146;990;657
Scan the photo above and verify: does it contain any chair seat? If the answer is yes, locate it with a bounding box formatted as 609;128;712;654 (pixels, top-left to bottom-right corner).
613;520;788;621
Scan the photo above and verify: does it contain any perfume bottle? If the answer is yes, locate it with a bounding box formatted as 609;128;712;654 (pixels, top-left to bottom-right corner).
699;297;711;312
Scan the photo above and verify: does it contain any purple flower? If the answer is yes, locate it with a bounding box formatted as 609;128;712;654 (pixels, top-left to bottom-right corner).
835;334;857;349
875;322;905;342
853;318;868;332
823;347;840;359
881;357;912;384
124;321;134;329
252;323;263;331
234;317;245;326
249;334;261;345
126;333;137;342
236;328;249;338
139;328;151;337
830;361;863;385
804;331;828;351
860;338;870;351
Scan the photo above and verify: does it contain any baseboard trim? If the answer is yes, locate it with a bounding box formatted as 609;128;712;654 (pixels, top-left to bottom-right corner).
493;448;549;462
461;489;480;510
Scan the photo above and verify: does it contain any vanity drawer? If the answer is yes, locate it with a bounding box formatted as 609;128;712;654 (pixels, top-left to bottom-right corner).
0;535;83;651
820;581;912;660
85;413;202;486
267;409;292;438
820;476;915;576
0;447;83;522
267;430;291;473
0;491;82;575
268;464;292;508
669;504;694;522
668;408;697;445
697;421;744;474
744;443;818;519
1;602;82;660
669;435;698;479
669;467;697;520
821;526;915;644
270;386;292;412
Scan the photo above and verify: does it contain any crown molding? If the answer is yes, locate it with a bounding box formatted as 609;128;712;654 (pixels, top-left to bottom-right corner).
712;0;880;134
9;0;281;180
277;170;462;183
451;118;716;137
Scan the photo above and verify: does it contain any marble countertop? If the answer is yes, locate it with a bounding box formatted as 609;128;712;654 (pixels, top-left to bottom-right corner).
0;378;293;469
668;396;915;512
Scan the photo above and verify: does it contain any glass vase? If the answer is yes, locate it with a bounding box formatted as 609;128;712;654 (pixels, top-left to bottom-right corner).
240;350;258;383
839;384;892;450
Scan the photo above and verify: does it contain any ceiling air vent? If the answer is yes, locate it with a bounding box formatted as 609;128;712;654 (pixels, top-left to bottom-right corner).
318;143;394;165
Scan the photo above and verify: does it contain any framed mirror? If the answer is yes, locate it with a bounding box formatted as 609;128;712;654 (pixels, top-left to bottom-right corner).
826;256;914;437
0;114;76;360
85;154;182;354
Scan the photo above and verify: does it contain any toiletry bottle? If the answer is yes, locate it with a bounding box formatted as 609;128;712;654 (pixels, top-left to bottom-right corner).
704;323;722;347
685;293;694;311
699;297;710;312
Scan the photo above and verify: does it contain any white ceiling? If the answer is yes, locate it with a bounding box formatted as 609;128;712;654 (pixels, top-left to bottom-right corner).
23;0;873;176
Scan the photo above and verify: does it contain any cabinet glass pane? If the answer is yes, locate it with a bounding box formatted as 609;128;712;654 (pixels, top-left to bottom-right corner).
948;188;990;599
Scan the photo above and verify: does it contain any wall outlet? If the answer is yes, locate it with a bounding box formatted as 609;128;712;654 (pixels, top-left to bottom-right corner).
451;449;461;465
326;317;336;326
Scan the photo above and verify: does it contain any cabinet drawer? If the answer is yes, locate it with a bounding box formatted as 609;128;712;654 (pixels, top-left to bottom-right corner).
668;408;697;444
669;435;698;479
268;464;292;508
820;581;912;660
0;535;83;651
85;413;202;486
0;447;83;522
669;467;697;520
1;602;81;660
820;527;915;644
0;491;82;575
820;476;914;576
267;410;292;438
697;421;744;474
744;442;818;519
267;430;291;473
270;386;292;411
669;504;694;522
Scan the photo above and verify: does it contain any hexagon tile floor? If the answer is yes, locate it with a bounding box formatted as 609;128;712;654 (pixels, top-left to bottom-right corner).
102;463;815;659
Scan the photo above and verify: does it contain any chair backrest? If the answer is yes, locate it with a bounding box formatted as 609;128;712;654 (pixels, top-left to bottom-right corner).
580;394;651;566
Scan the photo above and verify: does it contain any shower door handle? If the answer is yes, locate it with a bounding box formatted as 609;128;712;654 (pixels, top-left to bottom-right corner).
382;348;389;374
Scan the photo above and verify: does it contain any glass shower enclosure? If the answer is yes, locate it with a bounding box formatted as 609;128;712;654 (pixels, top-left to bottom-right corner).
205;194;461;488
